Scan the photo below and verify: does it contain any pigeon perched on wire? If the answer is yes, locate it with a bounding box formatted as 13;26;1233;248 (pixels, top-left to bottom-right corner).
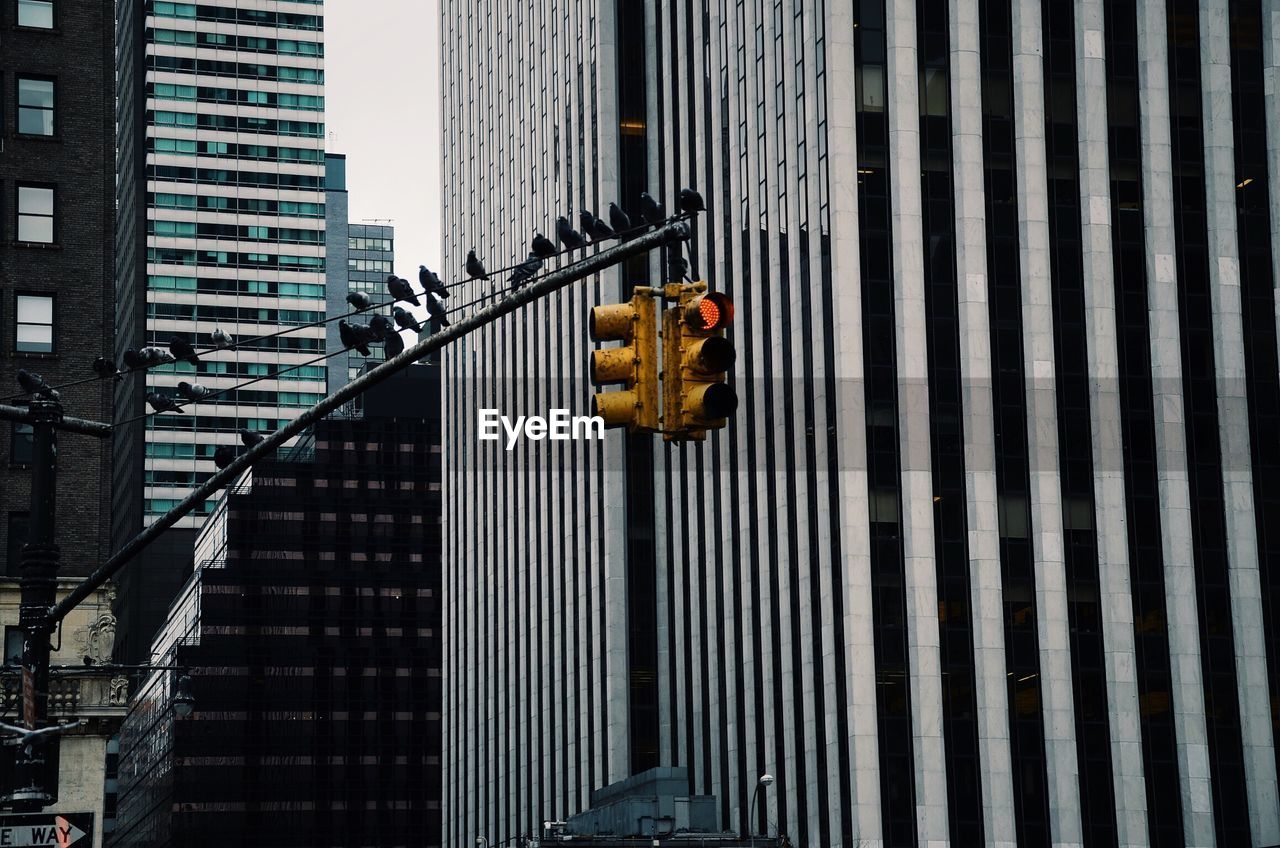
557;216;586;250
339;320;375;356
384;329;405;357
426;291;451;327
138;347;176;368
393;306;422;333
211;328;235;350
679;188;706;213
581;211;615;241
369;314;394;340
16;369;59;401
240;429;265;448
465;250;488;281
122;349;143;370
177;381;212;402
420;265;448;299
639;192;665;224
531;233;557;258
213;444;237;470
387;275;420;307
169;336;200;365
93;357;121;382
146;392;181;413
346;291;373;311
509;253;543;289
609;202;632;232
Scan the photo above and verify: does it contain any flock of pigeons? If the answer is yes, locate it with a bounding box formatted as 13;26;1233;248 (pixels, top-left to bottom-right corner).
11;189;708;473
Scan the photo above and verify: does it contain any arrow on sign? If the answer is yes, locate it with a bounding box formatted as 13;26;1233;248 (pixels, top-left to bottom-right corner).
0;816;88;848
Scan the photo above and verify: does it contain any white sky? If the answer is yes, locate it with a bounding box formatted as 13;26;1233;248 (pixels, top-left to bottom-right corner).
323;0;442;279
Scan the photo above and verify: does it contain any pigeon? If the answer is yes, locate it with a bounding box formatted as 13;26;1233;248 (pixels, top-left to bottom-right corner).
339;320;374;356
384;329;405;357
177;381;212;402
240;429;265;448
169;336;200;365
369;314;394;340
138;347;175;368
213;444;237;470
465;250;488;281
678;187;706;213
0;719;83;748
420;265;448;299
122;349;143;369
346;291;373;311
531;233;557;258
581;211;615;241
393;305;422;333
211;328;235;350
639;191;665;224
387;275;419;307
557;216;586;250
509;253;543;289
93;357;121;381
146;392;181;413
609;202;632;232
426;291;451;327
16;369;59;401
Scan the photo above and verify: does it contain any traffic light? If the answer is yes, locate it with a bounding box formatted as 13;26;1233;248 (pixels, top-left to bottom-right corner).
589;289;659;431
662;283;738;441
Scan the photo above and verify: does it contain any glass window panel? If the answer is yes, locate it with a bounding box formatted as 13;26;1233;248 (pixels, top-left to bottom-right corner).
10;424;34;465
17;78;54;135
17;0;53;27
17;186;55;243
16;294;54;353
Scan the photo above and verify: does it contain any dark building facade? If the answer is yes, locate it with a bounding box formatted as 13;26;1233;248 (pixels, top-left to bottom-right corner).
0;0;115;578
442;2;1280;847
109;366;443;848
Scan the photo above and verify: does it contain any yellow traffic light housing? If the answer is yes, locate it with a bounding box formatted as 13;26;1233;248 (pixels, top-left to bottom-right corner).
662;283;738;441
589;289;659;431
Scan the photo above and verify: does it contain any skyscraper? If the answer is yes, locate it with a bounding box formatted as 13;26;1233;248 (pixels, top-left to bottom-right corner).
440;2;1280;847
110;366;443;848
113;0;328;661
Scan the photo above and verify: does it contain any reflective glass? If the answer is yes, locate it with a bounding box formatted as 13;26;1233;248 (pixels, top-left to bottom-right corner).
17;78;54;135
17;0;53;27
17;186;54;243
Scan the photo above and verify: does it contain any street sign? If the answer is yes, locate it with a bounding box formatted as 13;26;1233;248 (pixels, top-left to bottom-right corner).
20;669;34;730
0;813;91;847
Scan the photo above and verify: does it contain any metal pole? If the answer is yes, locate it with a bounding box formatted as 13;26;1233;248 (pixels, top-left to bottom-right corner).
11;398;62;809
48;220;691;625
0;404;112;438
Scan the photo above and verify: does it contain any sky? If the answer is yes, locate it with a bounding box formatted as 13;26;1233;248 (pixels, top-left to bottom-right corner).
323;0;442;278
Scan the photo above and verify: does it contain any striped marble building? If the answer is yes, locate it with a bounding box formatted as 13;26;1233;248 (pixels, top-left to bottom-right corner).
440;1;1280;846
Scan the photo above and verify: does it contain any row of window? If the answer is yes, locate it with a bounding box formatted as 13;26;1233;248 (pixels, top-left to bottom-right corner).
349;237;392;252
147;164;323;190
149;109;323;138
148;1;321;31
149;193;325;218
147;247;324;271
149;27;324;57
147;275;325;299
149;83;323;111
150;137;324;164
349;258;392;273
149;220;325;245
146;303;322;324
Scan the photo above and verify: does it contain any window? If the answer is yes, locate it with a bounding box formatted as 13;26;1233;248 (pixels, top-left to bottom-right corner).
15;294;53;352
9;423;33;464
16;0;53;27
3;628;23;664
17;185;54;243
17;77;54;135
5;513;28;578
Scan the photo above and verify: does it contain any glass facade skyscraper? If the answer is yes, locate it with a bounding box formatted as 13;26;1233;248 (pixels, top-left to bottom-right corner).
440;2;1280;847
113;0;327;661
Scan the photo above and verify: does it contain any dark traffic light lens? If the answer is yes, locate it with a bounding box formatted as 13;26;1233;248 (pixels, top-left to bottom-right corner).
691;336;735;373
701;383;738;419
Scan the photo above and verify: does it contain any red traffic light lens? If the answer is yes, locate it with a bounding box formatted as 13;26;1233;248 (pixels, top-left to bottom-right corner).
685;293;734;331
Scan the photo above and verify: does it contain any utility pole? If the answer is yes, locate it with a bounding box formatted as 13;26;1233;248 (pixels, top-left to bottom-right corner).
11;399;64;810
0;217;692;809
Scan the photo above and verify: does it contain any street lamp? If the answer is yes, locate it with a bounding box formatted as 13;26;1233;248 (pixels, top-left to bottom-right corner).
475;838;488;848
748;773;774;840
172;674;195;719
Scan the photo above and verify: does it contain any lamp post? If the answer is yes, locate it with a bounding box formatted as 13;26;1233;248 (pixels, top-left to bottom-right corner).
748;773;774;842
476;837;488;848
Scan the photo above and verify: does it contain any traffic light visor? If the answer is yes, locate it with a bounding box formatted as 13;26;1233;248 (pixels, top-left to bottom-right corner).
684;293;734;331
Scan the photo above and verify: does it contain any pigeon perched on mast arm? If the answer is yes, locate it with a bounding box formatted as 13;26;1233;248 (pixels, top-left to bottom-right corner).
16;369;59;401
426;291;451;327
240;429;265;448
213;444;237;470
556;216;586;250
387;275;420;307
639;191;665;224
383;329;405;357
508;254;543;289
465;250;489;281
531;233;557;258
608;202;631;232
678;187;706;213
581;211;615;241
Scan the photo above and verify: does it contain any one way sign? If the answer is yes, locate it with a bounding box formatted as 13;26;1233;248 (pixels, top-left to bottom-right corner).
0;813;92;848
